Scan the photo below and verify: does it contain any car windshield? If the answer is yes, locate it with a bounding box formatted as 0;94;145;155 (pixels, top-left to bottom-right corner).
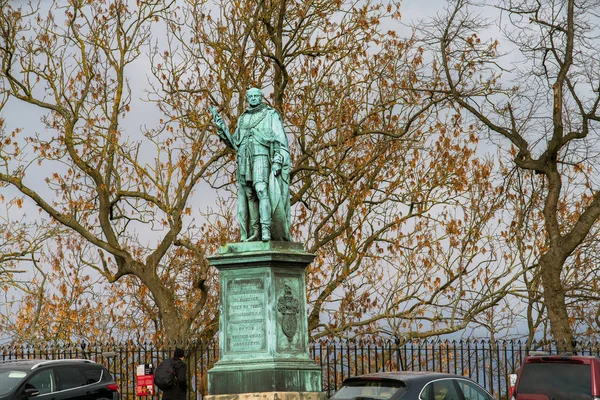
519;362;591;400
331;379;408;400
0;369;28;396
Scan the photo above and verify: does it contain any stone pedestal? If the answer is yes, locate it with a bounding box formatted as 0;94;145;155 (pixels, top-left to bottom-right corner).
207;242;323;396
205;392;326;400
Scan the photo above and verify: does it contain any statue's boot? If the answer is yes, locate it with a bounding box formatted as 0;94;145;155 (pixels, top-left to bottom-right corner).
257;187;271;242
242;197;261;242
261;224;271;242
244;223;261;242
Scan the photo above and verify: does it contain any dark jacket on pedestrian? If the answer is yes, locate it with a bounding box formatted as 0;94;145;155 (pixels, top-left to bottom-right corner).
161;355;187;400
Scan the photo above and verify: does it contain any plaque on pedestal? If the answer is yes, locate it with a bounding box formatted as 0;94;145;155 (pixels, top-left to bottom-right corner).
207;241;323;396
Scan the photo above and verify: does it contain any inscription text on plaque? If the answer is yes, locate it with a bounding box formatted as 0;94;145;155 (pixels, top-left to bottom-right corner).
226;277;266;353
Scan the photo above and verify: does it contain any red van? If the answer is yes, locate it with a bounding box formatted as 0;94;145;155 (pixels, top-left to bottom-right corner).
511;354;600;400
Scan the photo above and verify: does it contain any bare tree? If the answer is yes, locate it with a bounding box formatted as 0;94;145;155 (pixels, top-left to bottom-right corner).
0;0;529;342
0;0;221;341
159;0;525;339
431;0;600;347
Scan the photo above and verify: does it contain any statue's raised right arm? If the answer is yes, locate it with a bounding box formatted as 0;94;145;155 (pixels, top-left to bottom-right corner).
209;106;235;150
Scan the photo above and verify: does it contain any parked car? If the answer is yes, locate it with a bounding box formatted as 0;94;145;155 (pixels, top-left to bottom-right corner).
0;358;120;400
510;354;600;400
330;371;497;400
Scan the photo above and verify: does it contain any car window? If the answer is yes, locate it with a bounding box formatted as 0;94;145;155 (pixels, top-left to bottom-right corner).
422;379;461;400
331;379;408;400
0;370;28;396
100;367;113;382
456;379;489;400
26;369;56;395
518;363;591;399
419;383;431;400
82;366;102;384
55;366;88;390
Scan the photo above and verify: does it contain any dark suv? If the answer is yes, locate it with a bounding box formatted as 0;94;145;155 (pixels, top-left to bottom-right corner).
0;359;120;400
511;354;600;400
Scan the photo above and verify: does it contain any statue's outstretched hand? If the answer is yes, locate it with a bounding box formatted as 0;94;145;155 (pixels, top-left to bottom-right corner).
209;106;226;132
214;115;227;132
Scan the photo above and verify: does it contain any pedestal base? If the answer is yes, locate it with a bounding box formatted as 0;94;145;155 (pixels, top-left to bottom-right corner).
205;391;327;400
208;360;322;394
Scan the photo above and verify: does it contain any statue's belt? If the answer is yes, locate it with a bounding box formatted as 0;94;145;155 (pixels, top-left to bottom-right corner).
240;132;269;147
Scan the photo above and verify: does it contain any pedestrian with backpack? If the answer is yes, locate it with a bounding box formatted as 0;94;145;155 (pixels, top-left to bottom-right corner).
154;347;187;400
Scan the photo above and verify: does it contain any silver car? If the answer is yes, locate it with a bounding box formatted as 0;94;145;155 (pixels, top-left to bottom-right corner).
330;371;497;400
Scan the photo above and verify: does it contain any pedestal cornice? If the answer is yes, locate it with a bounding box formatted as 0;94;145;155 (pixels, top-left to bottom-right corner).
208;241;316;268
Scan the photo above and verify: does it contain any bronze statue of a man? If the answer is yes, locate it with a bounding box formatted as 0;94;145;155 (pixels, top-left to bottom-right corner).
211;88;291;242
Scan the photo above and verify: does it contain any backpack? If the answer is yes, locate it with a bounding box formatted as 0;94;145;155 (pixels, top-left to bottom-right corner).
154;358;178;390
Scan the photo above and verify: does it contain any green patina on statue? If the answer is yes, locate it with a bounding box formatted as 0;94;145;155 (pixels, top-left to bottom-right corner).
210;87;291;242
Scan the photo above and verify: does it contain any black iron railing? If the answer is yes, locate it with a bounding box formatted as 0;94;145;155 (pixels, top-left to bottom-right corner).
1;339;599;399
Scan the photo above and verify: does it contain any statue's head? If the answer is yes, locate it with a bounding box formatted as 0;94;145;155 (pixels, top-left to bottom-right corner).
246;87;263;107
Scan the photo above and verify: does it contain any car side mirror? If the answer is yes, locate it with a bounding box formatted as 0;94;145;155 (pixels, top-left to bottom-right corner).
22;388;40;398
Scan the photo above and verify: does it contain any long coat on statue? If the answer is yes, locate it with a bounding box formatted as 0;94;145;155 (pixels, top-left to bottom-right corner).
226;103;291;241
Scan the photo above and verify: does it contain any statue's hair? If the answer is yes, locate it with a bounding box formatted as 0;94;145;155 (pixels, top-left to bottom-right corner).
246;87;262;96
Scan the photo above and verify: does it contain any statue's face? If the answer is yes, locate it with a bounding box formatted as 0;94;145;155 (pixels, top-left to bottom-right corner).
246;90;263;107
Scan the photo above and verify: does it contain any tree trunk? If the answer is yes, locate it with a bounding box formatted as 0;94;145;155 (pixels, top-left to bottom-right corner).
160;304;187;342
140;269;188;342
539;251;573;351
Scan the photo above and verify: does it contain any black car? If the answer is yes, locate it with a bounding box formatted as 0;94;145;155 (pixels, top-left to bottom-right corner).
0;359;120;400
330;371;497;400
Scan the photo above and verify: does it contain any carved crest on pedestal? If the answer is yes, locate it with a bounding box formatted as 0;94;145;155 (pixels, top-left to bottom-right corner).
277;284;300;342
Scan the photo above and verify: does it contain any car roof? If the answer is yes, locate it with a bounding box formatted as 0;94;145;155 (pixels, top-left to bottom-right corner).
345;371;468;385
524;354;600;364
0;358;97;370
